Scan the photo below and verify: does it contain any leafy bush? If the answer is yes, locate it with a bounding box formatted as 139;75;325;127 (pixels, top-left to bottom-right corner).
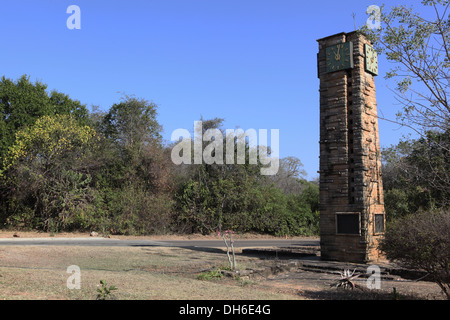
105;186;174;235
0;114;98;231
196;268;224;281
176;178;319;236
96;280;117;300
379;210;450;299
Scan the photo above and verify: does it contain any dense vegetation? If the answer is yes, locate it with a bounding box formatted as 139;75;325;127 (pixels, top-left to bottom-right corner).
382;130;449;221
363;0;450;221
0;1;448;246
364;0;449;299
0;75;319;236
1;74;447;237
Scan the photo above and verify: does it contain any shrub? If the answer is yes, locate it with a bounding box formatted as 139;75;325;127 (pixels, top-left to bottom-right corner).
96;280;117;300
379;209;450;299
175;178;319;236
105;185;174;235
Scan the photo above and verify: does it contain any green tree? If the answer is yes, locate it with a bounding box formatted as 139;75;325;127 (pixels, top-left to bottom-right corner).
362;1;450;224
98;95;166;189
362;0;449;133
382;129;450;220
101;94;161;149
91;95;173;235
174;117;266;234
0;114;98;230
0;75;89;163
174;117;319;236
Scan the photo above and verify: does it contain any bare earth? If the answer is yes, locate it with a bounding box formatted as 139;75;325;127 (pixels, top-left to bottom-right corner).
0;231;445;300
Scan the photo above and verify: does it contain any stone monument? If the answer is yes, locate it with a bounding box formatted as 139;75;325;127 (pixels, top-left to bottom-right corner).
317;31;385;263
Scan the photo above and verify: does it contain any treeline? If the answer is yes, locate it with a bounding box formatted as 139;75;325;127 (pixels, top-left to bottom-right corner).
0;75;319;236
381;129;449;221
380;129;450;300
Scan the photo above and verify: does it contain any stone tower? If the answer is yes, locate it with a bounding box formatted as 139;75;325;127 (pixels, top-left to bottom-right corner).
317;31;385;263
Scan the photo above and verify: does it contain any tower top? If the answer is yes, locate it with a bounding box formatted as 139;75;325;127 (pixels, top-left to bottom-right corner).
316;32;346;42
316;31;372;43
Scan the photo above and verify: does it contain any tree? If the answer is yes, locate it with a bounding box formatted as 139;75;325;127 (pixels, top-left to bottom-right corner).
91;95;173;235
173;117;270;234
265;156;307;195
0;114;98;230
98;95;166;189
382;128;450;220
362;1;450;221
173;118;319;236
362;0;449;134
0;75;89;163
101;94;162;150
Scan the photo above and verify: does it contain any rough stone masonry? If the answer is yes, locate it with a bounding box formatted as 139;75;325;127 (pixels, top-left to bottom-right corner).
317;31;386;263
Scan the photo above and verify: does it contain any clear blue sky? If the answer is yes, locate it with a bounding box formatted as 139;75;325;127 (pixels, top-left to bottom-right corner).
0;0;422;179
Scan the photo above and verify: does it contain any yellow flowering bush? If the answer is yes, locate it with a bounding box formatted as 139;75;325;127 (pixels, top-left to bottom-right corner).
0;114;99;231
1;114;97;176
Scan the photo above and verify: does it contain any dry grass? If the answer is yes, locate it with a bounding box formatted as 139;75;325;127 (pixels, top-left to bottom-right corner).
0;245;298;300
0;236;445;300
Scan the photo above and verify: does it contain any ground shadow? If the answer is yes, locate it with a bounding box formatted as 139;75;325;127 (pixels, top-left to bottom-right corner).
299;286;424;300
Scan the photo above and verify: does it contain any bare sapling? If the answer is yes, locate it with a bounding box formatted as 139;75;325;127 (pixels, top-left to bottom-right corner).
218;230;237;271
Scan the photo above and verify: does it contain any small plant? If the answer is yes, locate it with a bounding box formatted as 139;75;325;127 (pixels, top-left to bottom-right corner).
96;280;117;300
237;277;256;287
391;287;402;300
331;269;360;289
218;229;237;271
196;268;223;281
